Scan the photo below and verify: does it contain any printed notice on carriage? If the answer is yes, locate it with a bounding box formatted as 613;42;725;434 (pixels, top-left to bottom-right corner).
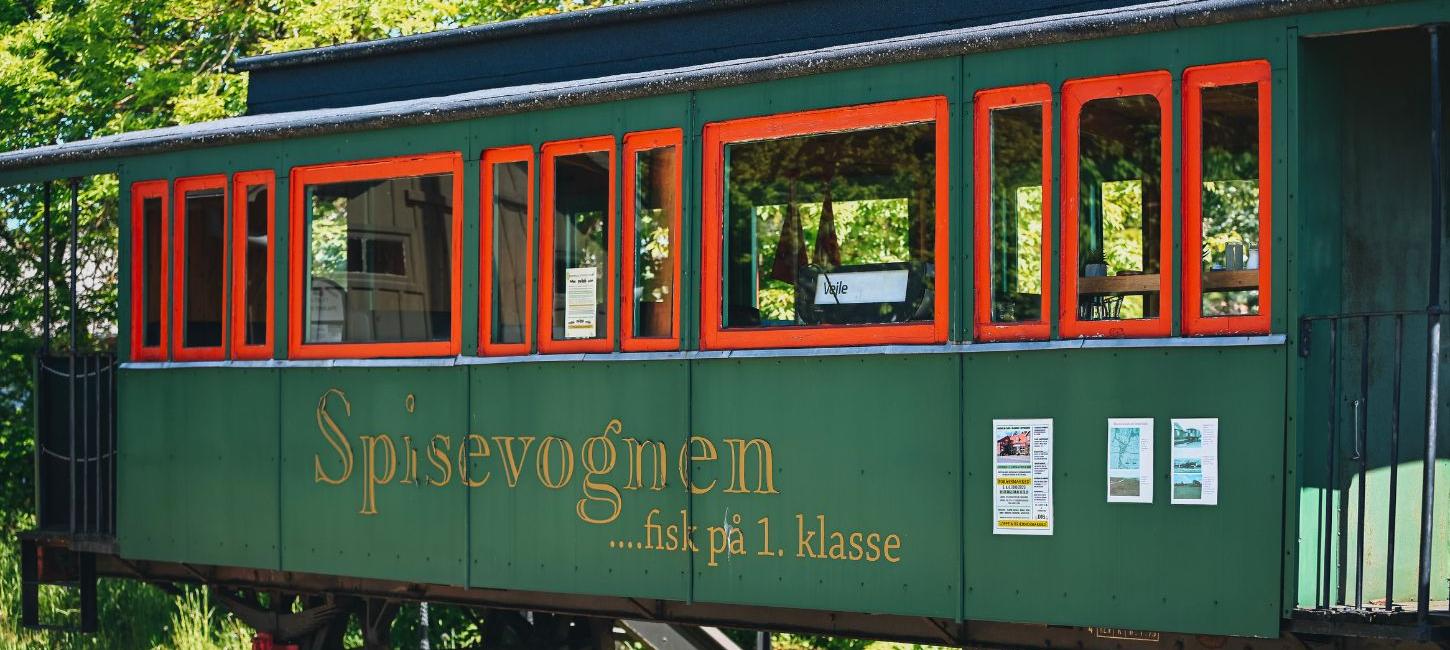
993;419;1053;535
1106;418;1153;503
1170;418;1219;505
564;267;597;339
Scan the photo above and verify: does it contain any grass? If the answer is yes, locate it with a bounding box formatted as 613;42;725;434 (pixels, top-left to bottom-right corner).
0;515;953;649
0;514;250;650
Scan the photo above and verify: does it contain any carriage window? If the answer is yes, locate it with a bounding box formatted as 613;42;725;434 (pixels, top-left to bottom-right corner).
233;171;274;359
623;130;682;351
175;177;227;359
243;186;269;343
700;99;949;353
540;138;614;353
723;122;935;331
974;85;1051;342
1062;72;1172;338
144;198;164;347
131;181;168;360
1184;60;1271;335
482;148;533;355
299;169;456;351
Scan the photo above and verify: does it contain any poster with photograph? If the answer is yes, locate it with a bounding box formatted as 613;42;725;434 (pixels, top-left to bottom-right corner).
993;419;1053;535
1170;418;1219;505
564;267;598;339
1107;418;1154;503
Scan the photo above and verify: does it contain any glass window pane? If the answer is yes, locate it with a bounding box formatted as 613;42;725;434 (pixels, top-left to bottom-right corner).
490;161;530;345
633;146;677;338
1199;83;1261;316
989;104;1045;323
1077;95;1162;321
304;174;454;344
723;122;936;328
142;196;164;348
243;184;269;346
551;151;610;341
183;189;225;348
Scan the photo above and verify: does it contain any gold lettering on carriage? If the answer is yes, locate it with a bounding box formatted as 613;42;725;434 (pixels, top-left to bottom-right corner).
312;388;905;565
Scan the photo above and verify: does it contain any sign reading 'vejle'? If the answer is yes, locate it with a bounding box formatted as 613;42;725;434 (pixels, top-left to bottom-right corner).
813;270;908;305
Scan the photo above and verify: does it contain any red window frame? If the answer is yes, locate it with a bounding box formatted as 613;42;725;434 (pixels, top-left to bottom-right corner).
129;180;170;361
700;96;952;350
537;136;617;354
479;145;535;356
287;152;465;360
1060;71;1174;339
231;170;276;360
621;128;684;352
172;175;229;362
1182;60;1272;336
973;84;1053;342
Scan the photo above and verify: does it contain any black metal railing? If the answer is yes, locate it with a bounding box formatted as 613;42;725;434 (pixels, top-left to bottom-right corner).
1299;310;1442;620
34;352;116;537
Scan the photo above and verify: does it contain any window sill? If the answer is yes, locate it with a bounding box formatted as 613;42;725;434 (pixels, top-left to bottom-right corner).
120;334;1287;370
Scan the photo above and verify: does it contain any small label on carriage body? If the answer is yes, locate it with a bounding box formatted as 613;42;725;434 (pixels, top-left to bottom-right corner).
565;267;597;339
813;270;908;305
1090;627;1161;642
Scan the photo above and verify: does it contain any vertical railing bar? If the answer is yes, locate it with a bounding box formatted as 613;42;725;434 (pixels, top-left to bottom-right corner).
105;358;113;536
66;178;78;536
1387;314;1404;610
1419;23;1444;624
1355;315;1370;609
42;182;51;353
81;354;89;535
109;356;116;535
1323;318;1339;608
92;355;100;535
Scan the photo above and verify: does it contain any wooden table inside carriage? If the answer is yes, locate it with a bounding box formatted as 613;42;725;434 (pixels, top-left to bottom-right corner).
1076;269;1258;294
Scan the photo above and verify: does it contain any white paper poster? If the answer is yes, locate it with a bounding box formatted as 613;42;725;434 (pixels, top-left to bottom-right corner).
1170;418;1219;506
1106;418;1154;503
564;267;598;339
992;419;1053;535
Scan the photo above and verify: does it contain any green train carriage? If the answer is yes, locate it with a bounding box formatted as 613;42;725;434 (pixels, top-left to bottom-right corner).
5;0;1450;647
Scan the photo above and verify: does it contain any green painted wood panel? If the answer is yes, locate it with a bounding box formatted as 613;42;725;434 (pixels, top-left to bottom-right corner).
690;355;961;619
117;368;279;569
117;369;186;561
963;346;1286;638
278;367;468;586
467;361;691;600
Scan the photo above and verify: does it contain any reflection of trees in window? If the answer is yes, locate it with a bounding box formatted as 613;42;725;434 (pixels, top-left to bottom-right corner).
1199;83;1260;316
1101;180;1144;318
309;196;349;282
551;151;610;340
724;123;936;328
1078;95;1162;320
633;147;676;338
988;104;1044;323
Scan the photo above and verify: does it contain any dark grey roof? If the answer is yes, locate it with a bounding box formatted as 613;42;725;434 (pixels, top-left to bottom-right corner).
0;0;1393;174
235;0;1159;114
231;0;769;72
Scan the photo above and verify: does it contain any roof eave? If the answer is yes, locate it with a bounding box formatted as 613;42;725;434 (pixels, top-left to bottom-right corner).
0;0;1399;177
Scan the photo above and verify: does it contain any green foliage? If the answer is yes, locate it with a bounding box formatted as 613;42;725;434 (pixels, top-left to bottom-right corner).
0;515;185;649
